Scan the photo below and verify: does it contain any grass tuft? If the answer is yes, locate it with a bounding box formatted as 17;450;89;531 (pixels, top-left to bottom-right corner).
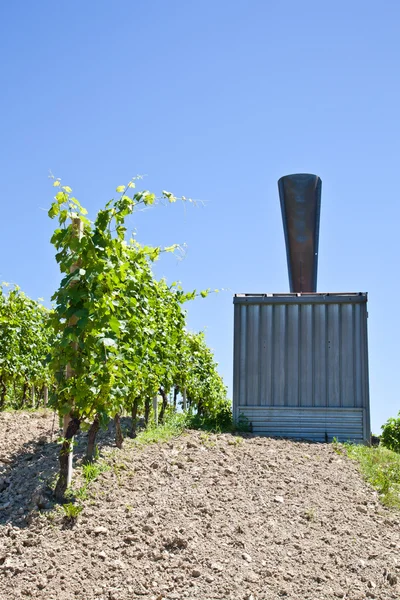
82;460;108;483
133;412;188;446
61;502;83;521
344;443;400;510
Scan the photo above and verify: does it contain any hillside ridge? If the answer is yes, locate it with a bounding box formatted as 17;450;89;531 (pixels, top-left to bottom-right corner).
0;412;399;600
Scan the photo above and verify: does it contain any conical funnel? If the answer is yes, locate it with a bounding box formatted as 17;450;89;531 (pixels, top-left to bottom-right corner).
278;173;322;293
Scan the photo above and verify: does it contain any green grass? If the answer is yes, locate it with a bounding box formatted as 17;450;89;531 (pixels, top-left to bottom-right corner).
344;443;400;510
66;457;110;506
82;460;108;483
132;412;188;445
61;502;83;520
132;409;241;444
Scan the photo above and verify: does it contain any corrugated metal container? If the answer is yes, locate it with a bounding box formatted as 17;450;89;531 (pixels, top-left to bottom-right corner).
233;293;371;443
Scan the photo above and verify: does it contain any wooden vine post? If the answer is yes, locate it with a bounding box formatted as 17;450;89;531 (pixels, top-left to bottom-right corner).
65;217;83;485
54;217;83;499
182;387;187;411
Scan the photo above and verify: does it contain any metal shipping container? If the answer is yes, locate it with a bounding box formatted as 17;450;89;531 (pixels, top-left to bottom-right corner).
233;292;371;443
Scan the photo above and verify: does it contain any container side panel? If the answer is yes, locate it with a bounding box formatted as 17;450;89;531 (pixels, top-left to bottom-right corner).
299;304;313;407
353;304;363;408
361;304;370;412
272;305;286;406
239;304;247;406
362;304;371;441
260;304;273;407
341;303;355;407
232;295;370;441
286;304;300;406
232;304;241;419
313;304;327;407
238;406;364;442
327;304;340;407
246;305;260;406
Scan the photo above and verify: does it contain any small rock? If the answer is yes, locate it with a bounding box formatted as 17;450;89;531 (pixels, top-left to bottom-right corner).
242;552;252;562
211;562;224;571
187;441;198;449
143;525;155;534
98;551;107;560
32;492;48;509
356;505;368;515
152;553;163;561
285;571;295;579
224;467;236;475
37;579;47;590
22;538;38;547
205;575;214;583
192;569;201;578
124;536;139;544
367;581;376;588
245;571;259;583
164;537;187;550
274;496;284;504
94;526;108;535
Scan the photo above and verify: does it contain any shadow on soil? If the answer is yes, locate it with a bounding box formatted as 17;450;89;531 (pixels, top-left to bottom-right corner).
0;416;135;529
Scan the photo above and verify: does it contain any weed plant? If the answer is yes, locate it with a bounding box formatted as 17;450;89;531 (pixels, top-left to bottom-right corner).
62;502;83;520
82;461;107;483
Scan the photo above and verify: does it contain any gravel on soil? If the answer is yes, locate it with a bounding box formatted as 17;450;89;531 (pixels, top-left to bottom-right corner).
0;411;399;600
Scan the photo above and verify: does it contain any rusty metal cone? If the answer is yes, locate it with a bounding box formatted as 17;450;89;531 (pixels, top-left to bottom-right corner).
278;173;322;293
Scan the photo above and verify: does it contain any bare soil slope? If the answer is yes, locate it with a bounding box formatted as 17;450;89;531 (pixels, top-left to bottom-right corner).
0;411;399;600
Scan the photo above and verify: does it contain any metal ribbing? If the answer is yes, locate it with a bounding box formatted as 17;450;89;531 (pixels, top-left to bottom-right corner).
234;295;369;424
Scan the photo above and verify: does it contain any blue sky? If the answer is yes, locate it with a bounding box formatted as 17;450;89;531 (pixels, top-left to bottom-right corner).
0;1;399;432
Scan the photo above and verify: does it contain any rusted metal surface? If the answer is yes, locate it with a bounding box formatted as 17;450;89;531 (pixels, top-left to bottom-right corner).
278;174;322;293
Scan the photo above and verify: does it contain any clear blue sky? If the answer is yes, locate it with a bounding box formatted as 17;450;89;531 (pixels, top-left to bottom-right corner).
0;1;399;432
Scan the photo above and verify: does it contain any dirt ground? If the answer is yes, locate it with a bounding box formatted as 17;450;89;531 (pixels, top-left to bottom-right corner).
0;411;399;600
